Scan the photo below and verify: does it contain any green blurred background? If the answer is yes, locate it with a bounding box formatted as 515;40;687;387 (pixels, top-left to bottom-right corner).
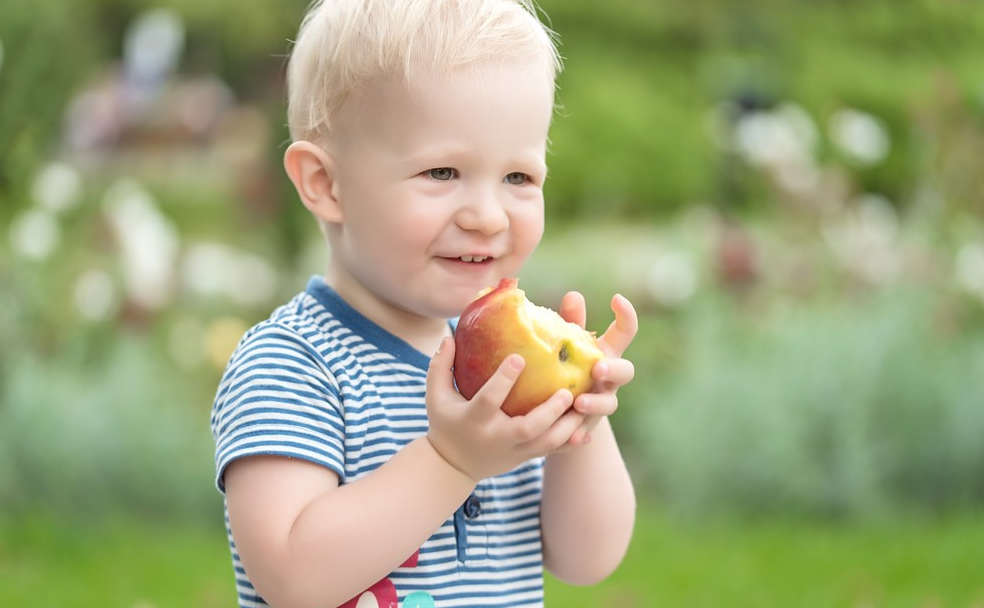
3;0;984;606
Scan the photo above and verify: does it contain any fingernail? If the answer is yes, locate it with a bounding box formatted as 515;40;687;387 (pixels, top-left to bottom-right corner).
508;355;525;371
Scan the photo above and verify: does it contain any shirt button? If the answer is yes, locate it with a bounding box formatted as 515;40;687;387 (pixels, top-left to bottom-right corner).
463;495;481;519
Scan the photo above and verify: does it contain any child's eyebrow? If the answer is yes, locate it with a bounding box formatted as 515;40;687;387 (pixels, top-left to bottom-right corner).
405;147;547;171
508;154;549;177
403;145;469;166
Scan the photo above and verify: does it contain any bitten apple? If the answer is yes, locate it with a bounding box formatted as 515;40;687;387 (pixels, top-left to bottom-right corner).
453;278;604;417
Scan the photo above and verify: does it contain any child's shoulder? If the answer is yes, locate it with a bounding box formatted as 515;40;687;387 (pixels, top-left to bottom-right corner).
230;285;338;360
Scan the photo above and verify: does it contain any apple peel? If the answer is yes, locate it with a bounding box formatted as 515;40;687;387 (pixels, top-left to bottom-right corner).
453;278;604;416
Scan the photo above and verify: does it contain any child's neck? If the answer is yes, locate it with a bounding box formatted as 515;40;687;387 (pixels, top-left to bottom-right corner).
323;271;451;357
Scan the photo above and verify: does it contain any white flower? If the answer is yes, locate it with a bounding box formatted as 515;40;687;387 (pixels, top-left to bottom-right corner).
32;162;83;213
103;178;180;309
732;103;821;195
9;209;61;261
734;103;818;168
829;108;890;165
822;194;902;285
647;251;699;307
181;242;278;306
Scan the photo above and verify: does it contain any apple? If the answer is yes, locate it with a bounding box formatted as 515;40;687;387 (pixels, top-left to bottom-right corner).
453;278;604;417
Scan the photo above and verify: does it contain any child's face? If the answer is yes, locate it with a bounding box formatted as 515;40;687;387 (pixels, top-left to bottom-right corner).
325;61;555;321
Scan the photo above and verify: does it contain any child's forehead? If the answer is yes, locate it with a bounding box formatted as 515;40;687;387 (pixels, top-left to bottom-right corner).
327;60;555;155
371;60;555;105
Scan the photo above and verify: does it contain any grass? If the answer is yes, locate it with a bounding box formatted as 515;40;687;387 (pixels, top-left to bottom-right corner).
4;506;984;608
548;508;984;607
0;512;232;608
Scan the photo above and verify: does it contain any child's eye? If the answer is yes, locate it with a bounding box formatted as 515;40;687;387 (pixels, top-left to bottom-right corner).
504;172;529;185
427;168;457;181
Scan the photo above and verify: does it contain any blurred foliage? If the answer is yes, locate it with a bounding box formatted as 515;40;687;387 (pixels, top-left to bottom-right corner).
0;0;101;210
2;0;984;527
0;260;219;520
542;0;984;219
526;211;984;520
4;0;984;218
636;289;984;519
0;337;219;521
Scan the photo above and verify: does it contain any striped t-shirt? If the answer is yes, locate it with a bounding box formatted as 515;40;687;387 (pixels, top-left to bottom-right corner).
211;276;546;608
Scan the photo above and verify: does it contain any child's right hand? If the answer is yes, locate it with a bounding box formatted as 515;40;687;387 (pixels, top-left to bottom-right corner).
425;336;585;482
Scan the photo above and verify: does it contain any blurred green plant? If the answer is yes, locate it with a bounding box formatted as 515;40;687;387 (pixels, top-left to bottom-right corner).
540;0;984;219
3;0;984;528
0;335;221;521
636;288;984;520
0;0;103;211
0;294;220;521
5;0;984;221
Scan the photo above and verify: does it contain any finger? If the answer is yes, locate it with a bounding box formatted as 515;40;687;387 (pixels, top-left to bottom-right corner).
597;293;639;357
513;388;575;440
426;337;458;401
573;391;618;417
592;357;635;387
532;404;586;453
559;291;587;329
556;413;600;451
470;354;526;414
570;415;603;446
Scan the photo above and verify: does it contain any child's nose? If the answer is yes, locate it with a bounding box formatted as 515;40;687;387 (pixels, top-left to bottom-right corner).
455;187;510;235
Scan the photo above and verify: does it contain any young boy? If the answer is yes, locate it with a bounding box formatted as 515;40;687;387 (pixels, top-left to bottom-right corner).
210;1;638;606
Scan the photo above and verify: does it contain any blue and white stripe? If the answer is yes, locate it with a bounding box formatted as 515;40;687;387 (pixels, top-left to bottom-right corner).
211;276;545;607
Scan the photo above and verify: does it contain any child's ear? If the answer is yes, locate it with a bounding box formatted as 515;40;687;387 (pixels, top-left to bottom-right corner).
283;141;343;223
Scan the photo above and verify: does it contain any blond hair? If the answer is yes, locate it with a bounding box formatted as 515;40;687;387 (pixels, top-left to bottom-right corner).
285;0;562;143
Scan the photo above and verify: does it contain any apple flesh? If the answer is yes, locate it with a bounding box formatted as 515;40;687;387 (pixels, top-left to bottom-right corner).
453;278;604;417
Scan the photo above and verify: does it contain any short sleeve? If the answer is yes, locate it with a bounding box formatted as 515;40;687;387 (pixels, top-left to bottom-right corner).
210;322;346;492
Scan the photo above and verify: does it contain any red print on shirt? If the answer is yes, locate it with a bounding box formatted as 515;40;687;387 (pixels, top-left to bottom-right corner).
338;550;420;608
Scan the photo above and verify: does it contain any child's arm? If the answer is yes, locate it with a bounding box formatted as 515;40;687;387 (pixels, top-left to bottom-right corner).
224;338;584;608
541;292;639;585
223;438;472;607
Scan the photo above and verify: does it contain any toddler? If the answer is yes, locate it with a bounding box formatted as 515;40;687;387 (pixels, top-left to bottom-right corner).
211;1;638;606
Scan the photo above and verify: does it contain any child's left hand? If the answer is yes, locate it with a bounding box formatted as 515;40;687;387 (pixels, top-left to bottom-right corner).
556;291;638;449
